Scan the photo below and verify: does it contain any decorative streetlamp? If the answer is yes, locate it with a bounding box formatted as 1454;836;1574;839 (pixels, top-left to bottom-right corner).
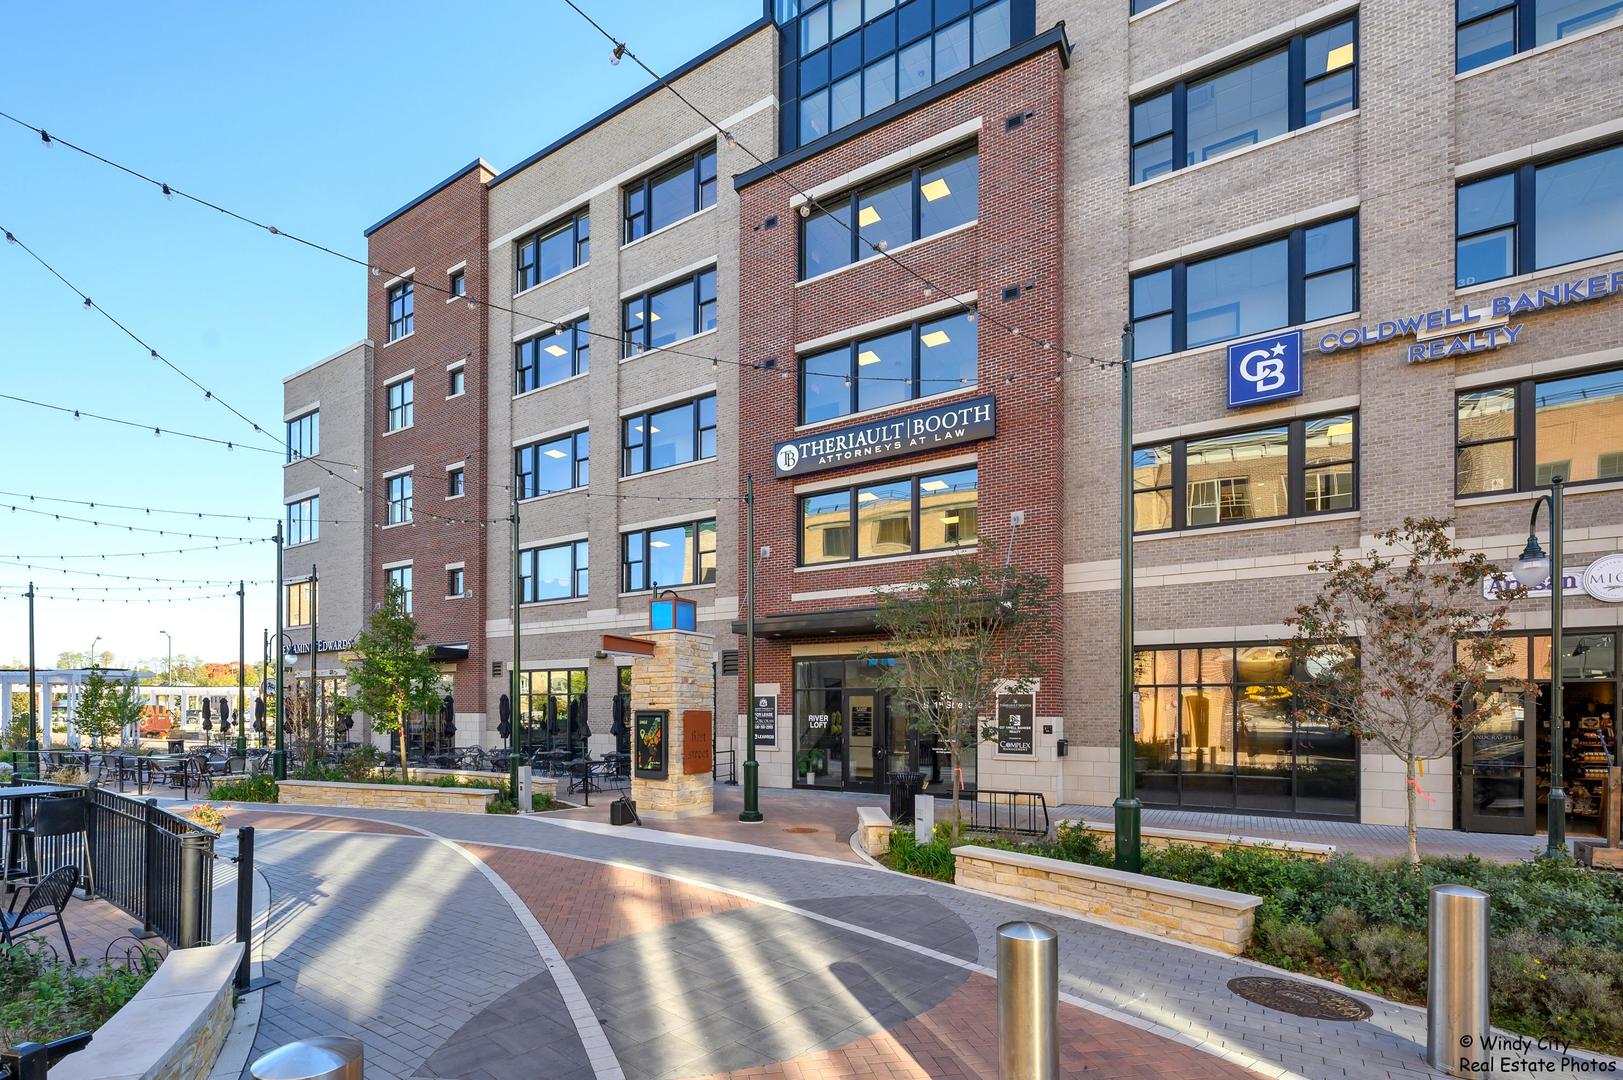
1114;326;1141;872
1510;475;1567;858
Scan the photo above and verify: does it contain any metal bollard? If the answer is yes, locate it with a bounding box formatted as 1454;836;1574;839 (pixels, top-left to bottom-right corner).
997;921;1058;1080
250;1037;364;1080
1427;883;1490;1078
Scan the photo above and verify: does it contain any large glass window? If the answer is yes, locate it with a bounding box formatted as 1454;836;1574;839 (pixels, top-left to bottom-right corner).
1135;415;1356;533
800;311;976;423
790;0;1010;149
1134;645;1358;819
1131;18;1356;184
516;210;590;291
286;579;318;627
622;395;717;476
516;316;591;394
386;378;413;431
1457;366;1623;493
622;269;717;356
621;519;717;592
386;473;413;525
285;496;319;546
623;148;718;243
520;540;589;602
799;467;976;563
1130;216;1357;359
801;146;978;279
519;668;588;755
286;411;318;463
1457;143;1623;286
1457;0;1623;73
386;565;413;614
386;281;414;341
516;430;589;498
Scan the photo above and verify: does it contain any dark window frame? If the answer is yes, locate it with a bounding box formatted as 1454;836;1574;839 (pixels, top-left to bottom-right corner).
797;311;978;423
621;269;718;357
449;268;466;297
620;519;718;593
386;280;414;341
1454;363;1623;496
520;539;590;603
386;565;414;614
516;429;591;499
1456;0;1623;73
447;364;466;397
286;579;318;627
447;467;466;498
448;566;466;597
798;143;978;280
1133;413;1360;535
620;394;718;476
623;146;720;243
386;472;414;525
285;495;320;546
516;316;592;395
386;377;414;431
285;410;319;463
515;209;591;292
796;465;979;566
1130;15;1359;185
1130;213;1360;360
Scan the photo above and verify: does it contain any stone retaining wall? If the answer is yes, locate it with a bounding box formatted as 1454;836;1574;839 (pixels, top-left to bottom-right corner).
856;807;892;856
1061;820;1335;860
952;845;1262;955
411;767;559;799
279;779;495;813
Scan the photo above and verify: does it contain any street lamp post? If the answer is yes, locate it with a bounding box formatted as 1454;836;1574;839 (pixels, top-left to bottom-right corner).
1510;475;1567;858
89;635;101;670
273;523;287;780
161;631;173;686
1114;326;1141;873
740;475;762;824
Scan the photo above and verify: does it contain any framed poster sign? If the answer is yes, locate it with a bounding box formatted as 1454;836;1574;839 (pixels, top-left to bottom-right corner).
635;709;668;779
995;693;1035;755
752;694;778;748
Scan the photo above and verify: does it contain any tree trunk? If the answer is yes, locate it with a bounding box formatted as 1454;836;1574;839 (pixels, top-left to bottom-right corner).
1405;756;1420;867
948;737;962;843
398;716;409;782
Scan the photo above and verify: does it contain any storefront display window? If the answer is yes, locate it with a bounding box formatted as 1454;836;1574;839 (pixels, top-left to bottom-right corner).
520;668;588;756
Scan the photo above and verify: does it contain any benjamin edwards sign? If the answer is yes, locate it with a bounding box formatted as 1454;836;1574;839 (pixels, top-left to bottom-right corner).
772;396;996;478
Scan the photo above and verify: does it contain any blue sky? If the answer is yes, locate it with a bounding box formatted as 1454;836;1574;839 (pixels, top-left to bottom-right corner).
0;0;761;671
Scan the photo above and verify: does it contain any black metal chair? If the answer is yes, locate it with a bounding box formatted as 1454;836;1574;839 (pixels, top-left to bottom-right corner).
6;796;94;902
1;865;79;963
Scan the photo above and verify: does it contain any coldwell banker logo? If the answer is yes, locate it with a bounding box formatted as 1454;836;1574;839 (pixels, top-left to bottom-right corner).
772;395;997;478
1227;330;1303;408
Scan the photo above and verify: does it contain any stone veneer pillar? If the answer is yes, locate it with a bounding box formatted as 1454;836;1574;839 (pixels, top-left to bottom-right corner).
629;630;715;820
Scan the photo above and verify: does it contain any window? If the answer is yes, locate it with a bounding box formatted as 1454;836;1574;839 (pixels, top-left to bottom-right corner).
386;378;414;431
801;146;978;279
622;395;716;476
448;566;466;597
285;496;319;545
1130;215;1357;360
1456;366;1623;494
1130;0;1166;11
449;268;466;297
800;311;976;423
520;540;589;602
1134;415;1357;533
448;365;465;397
516;430;589;497
1131;18;1356;184
516;210;590;291
622;520;716;592
1457;0;1623;72
285;411;318;463
386;565;413;614
387;473;413;525
447;467;465;498
386;281;414;341
791;0;1012;149
286;580;318;627
519;669;589;754
1455;142;1623;286
799;466;977;564
624;147;718;242
622;270;716;356
516;316;591;394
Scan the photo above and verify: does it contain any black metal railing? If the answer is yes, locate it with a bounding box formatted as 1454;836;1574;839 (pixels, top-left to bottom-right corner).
3;750;92;782
0;1032;94;1080
968;789;1050;837
713;747;737;785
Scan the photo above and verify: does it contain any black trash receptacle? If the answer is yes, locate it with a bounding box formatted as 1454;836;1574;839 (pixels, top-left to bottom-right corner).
888;771;926;824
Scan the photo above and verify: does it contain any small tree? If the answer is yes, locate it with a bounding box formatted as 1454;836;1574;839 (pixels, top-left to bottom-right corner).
347;583;444;780
867;554;1052;836
1286;517;1527;865
107;678;146;747
75;664;122;749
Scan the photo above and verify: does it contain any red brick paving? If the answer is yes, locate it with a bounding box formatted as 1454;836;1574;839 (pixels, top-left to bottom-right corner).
564;784;871;863
466;843;752;959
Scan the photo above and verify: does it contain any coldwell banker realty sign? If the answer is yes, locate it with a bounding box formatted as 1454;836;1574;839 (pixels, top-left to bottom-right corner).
773;395;996;478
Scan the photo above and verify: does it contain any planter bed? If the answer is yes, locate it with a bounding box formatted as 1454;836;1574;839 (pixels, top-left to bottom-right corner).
1057;819;1335;860
410;767;558;800
278;778;496;813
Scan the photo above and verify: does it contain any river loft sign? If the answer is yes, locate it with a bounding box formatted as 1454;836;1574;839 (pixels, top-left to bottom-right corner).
773;395;996;478
1316;270;1623;364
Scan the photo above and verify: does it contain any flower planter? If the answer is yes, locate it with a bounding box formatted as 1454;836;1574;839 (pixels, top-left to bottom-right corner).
277;779;496;813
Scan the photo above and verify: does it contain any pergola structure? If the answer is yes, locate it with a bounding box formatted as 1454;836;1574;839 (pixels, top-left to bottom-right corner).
0;667;144;748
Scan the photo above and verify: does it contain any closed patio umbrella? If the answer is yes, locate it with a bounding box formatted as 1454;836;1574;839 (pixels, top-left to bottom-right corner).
610;694;627;740
497;693;511;741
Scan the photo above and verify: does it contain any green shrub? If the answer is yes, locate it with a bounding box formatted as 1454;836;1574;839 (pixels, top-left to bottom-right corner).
0;941;159;1050
1251;916;1324;970
1316;905;1366;955
207;774;278;803
1348;925;1428;997
1036;823;1111;867
886;828;956;882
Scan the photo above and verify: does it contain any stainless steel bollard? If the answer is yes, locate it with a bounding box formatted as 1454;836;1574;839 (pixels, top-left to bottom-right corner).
997;921;1058;1080
1427;884;1490;1078
250;1037;364;1080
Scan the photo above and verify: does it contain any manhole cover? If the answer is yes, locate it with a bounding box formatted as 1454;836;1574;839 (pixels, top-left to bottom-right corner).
783;826;819;834
1227;976;1372;1021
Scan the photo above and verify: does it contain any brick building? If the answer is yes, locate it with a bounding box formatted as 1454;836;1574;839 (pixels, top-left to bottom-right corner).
283;0;1623;834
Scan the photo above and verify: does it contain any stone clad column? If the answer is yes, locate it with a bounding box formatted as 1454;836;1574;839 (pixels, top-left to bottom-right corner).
628;630;715;820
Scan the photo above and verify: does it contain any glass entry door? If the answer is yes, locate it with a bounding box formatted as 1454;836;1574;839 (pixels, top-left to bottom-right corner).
845;692;884;791
1460;692;1536;834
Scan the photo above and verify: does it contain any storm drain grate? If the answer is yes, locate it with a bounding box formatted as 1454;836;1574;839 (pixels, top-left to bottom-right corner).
1227;976;1372;1021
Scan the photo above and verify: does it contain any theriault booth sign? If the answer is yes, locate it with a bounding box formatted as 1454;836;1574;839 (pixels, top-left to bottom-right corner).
772;395;996;478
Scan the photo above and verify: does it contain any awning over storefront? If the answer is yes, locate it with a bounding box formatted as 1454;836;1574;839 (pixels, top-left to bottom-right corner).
730;607;879;639
430;643;470;661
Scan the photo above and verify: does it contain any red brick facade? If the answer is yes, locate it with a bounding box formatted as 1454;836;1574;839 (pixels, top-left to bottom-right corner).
365;164;494;726
736;48;1069;726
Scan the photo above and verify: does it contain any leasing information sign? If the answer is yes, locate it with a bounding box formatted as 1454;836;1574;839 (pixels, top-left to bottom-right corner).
772;395;996;478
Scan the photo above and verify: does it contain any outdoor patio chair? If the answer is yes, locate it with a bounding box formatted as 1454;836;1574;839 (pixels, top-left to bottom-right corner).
0;865;79;964
225;755;247;777
114;754;140;792
6;795;93;903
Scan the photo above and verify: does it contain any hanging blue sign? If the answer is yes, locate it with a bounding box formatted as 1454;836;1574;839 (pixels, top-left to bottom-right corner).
1227;330;1303;409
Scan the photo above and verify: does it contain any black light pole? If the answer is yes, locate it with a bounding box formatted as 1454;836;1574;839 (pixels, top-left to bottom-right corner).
26;582;38;760
509;491;522;800
309;564;318;757
1114;326;1142;873
1511;475;1567;858
237;581;248;757
273;523;287;780
261;628;269;749
740;475;763;823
